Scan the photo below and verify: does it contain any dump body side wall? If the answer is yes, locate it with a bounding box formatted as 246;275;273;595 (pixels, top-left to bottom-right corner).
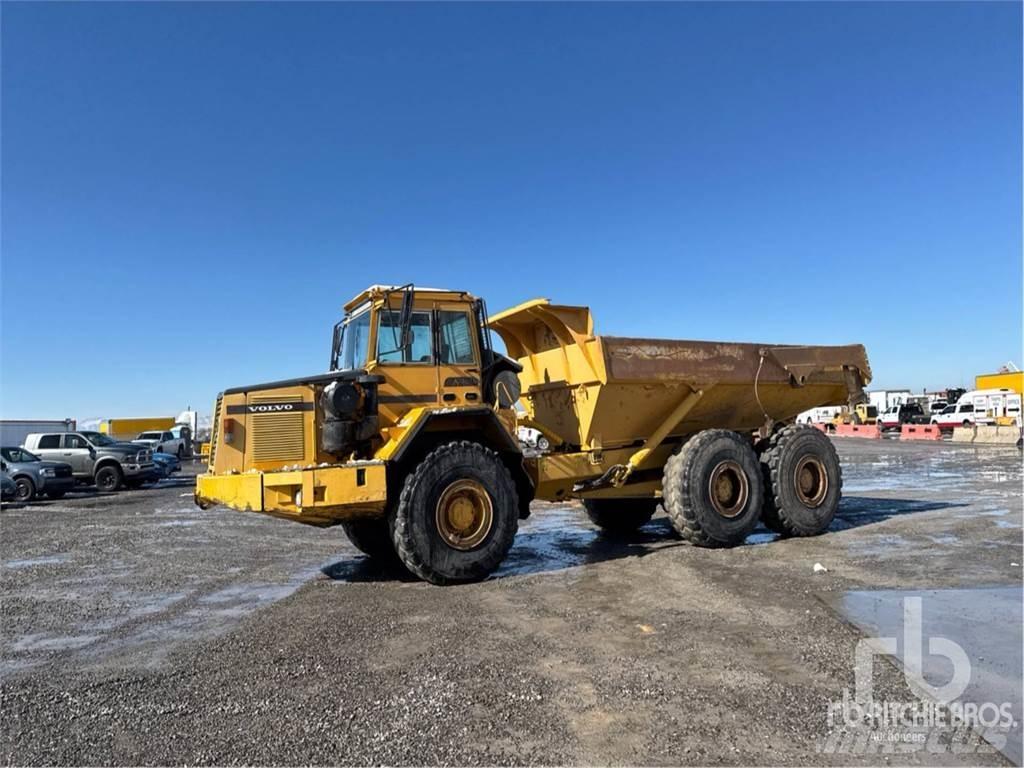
490;302;871;454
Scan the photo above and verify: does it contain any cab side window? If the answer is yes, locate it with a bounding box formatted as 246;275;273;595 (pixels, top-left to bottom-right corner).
38;435;61;449
438;311;476;365
64;434;89;449
377;310;433;364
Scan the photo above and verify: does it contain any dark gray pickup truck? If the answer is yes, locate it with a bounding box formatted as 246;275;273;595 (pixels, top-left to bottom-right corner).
23;431;156;491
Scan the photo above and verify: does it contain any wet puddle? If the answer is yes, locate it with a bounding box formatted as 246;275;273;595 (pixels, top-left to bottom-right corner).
496;507;675;579
828;586;1023;765
841;444;1023;500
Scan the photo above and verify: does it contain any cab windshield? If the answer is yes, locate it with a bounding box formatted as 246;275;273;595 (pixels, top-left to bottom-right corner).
2;448;40;462
338;308;372;370
80;431;116;446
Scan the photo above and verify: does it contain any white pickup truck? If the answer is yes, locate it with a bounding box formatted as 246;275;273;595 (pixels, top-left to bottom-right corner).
930;401;976;431
133;428;186;457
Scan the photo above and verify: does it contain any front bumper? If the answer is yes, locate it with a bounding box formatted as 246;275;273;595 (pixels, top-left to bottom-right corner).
122;462;157;478
40;476;75;494
195;462;388;527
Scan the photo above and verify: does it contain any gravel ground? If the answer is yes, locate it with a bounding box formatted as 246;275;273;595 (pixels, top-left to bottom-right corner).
1;440;1021;766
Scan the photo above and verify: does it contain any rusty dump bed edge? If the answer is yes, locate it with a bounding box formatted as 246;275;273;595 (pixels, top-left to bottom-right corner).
600;336;871;387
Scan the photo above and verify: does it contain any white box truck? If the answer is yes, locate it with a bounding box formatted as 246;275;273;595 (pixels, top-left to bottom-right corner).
0;419;77;448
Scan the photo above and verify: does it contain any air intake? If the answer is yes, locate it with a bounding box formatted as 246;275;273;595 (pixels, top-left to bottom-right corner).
250;394;305;463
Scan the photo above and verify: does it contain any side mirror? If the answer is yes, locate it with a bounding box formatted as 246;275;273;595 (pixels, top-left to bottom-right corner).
398;287;414;351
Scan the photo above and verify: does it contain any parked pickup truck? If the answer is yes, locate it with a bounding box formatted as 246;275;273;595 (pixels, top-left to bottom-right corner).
878;403;930;431
133;429;187;458
24;431;156;491
931;401;976;431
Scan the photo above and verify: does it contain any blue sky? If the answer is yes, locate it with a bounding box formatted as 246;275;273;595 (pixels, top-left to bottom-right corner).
2;2;1020;420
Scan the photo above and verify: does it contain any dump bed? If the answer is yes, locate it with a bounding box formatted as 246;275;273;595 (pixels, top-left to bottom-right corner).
489;299;871;451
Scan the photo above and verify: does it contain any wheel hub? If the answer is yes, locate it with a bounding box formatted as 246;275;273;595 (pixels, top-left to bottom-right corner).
708;460;749;518
435;479;493;551
793;456;828;507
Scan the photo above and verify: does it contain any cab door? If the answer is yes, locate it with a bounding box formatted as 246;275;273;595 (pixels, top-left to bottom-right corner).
434;303;483;407
373;304;440;427
61;434;94;476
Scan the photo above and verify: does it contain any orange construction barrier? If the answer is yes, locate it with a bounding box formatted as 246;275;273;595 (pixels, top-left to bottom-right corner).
834;423;881;439
899;423;942;441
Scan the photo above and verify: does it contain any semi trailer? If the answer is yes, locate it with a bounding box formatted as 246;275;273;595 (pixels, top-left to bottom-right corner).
196;285;871;584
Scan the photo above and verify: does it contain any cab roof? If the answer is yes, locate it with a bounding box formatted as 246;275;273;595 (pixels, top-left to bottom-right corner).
343;285;475;313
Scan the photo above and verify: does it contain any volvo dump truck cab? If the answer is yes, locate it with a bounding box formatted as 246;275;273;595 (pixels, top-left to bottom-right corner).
197;284;871;584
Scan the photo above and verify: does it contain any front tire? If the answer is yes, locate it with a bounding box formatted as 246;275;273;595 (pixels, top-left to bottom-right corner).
760;424;842;536
342;518;397;561
13;477;36;502
583;498;658;534
663;430;763;547
94;465;122;492
390;441;518;585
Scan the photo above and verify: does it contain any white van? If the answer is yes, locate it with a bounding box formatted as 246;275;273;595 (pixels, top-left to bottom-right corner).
932;388;1020;429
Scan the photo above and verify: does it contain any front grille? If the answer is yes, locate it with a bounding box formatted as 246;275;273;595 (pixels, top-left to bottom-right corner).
55;466;71;478
209;394;223;469
250;394;305;463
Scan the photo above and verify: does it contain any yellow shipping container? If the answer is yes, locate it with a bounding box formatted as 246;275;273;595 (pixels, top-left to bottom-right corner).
100;417;176;441
975;371;1024;394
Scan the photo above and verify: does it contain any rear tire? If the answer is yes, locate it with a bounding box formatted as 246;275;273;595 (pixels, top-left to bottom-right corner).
663;430;763;547
342;518;397;561
582;498;658;534
760;424;842;536
390;441;518;585
94;465;122;492
14;477;36;502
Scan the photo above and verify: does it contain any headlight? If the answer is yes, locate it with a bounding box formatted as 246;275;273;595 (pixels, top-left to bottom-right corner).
42;468;56;477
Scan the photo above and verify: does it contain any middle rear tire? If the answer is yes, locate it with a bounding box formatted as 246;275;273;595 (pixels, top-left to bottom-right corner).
663;430;764;547
583;498;658;534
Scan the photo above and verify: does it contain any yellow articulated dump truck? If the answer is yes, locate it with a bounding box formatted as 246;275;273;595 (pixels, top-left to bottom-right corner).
196;284;871;584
